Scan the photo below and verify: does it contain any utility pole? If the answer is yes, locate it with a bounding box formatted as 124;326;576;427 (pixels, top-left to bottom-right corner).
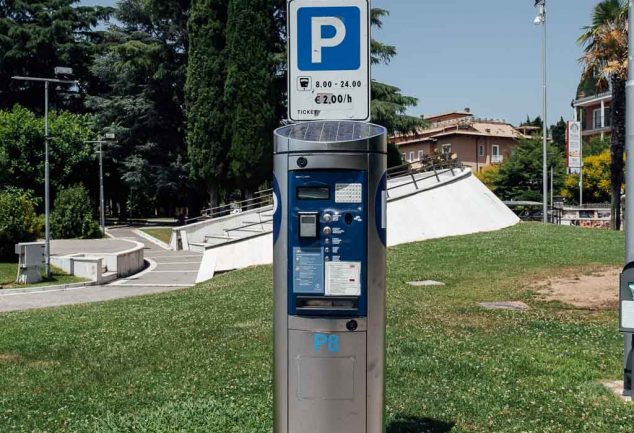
534;0;548;223
12;70;78;278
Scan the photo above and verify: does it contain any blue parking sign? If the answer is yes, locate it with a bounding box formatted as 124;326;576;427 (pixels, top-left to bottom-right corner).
297;6;361;71
288;0;369;121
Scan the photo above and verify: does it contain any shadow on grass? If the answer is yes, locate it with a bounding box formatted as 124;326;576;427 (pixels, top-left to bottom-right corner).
387;415;455;433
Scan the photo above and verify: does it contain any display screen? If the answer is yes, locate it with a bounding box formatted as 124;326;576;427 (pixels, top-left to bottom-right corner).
297;187;330;200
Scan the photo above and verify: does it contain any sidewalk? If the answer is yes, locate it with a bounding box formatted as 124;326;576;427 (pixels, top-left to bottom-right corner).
0;227;204;313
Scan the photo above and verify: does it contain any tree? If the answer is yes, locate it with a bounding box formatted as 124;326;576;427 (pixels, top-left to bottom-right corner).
186;0;229;208
51;184;101;239
489;138;567;202
561;149;611;204
370;9;424;135
224;0;276;195
0;105;96;203
579;0;627;229
550;117;567;151
0;188;42;260
0;0;112;113
88;0;193;218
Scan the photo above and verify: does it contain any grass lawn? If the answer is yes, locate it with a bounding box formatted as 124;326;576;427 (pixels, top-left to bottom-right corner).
0;262;85;289
141;227;173;245
0;223;632;432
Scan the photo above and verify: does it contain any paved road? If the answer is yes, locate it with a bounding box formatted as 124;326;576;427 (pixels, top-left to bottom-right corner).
107;227;203;287
0;227;204;313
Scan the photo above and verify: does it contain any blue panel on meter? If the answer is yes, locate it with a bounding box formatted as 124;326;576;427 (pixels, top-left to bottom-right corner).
288;170;367;317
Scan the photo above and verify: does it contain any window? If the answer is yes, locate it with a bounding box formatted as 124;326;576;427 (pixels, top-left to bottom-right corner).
593;108;602;129
401;152;406;162
605;106;612;127
408;152;415;162
478;144;485;157
492;145;500;156
418;150;425;160
441;144;451;155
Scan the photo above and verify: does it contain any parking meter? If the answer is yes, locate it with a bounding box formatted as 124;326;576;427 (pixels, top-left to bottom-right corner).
273;121;387;433
620;264;634;396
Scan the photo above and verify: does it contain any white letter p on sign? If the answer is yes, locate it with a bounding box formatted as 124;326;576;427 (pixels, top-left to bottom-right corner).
311;17;346;64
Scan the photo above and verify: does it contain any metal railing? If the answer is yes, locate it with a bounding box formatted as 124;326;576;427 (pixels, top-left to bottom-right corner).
386;158;465;198
187;189;273;224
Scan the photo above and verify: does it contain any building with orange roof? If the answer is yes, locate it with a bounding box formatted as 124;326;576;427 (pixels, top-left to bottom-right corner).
391;108;529;172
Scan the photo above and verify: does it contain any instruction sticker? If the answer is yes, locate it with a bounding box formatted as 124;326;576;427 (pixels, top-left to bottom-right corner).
325;261;361;296
623;301;634;329
293;247;324;294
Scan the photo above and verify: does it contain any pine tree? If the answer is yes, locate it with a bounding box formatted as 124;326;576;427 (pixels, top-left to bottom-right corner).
224;0;276;195
0;0;112;113
185;0;229;207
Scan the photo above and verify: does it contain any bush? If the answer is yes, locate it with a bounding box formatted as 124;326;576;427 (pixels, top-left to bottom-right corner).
51;185;102;239
0;188;42;260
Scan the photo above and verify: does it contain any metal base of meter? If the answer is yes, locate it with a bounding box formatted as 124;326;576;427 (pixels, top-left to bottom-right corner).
625;333;634;396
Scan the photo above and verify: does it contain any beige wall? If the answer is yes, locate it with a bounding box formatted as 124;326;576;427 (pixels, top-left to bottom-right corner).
397;134;518;171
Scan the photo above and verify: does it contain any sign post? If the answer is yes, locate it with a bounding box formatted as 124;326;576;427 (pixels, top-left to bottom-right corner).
567;121;583;205
288;0;370;121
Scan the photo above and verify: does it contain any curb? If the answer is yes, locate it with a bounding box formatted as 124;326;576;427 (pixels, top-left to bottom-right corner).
133;228;172;250
0;281;96;296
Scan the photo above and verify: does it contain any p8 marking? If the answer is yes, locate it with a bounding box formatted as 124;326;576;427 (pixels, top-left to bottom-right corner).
313;333;340;353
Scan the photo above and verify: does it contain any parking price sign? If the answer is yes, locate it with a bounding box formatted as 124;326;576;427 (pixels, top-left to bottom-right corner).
288;0;370;122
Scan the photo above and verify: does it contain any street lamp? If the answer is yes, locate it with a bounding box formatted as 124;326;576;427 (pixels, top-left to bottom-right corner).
533;0;548;224
85;133;115;235
11;69;79;278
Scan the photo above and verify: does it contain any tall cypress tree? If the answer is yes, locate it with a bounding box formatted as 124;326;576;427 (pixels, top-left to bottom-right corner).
224;0;276;195
185;0;229;207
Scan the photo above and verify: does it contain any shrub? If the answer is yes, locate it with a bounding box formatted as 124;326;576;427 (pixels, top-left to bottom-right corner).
51;185;102;239
0;188;42;260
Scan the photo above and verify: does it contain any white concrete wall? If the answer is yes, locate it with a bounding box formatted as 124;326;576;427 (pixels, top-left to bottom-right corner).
194;168;518;276
387;169;519;246
171;206;273;250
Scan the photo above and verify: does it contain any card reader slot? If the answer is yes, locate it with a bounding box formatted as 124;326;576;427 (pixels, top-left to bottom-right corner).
296;297;358;311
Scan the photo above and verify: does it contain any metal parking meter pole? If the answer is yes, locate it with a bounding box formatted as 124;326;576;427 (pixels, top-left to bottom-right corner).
273;121;387;433
623;0;634;397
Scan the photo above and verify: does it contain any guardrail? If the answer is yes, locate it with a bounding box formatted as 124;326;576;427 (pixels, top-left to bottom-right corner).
386;158;465;198
187;190;273;224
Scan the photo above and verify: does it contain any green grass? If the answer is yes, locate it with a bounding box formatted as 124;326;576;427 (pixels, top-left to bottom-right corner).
0;223;631;432
0;263;86;289
141;227;173;245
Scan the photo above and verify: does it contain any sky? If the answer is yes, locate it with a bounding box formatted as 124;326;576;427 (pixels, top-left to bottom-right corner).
83;0;601;126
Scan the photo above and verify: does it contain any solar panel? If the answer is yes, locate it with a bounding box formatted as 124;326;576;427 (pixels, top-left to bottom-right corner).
276;121;385;143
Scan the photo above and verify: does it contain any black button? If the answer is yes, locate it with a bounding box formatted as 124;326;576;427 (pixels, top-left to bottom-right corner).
297;157;308;168
344;213;353;225
346;320;358;331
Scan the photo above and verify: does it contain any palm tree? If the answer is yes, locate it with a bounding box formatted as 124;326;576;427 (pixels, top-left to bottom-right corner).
579;0;628;230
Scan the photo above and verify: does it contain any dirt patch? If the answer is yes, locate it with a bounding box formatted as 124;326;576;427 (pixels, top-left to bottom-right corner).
0;353;20;363
533;267;620;309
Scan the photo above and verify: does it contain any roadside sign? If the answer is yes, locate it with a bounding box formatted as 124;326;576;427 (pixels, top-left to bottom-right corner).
288;0;370;122
567;121;582;173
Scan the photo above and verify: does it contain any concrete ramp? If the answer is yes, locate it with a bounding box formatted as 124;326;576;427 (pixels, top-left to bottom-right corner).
172;164;518;278
386;168;519;246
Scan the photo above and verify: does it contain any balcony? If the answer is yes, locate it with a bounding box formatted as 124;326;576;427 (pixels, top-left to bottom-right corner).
491;155;504;164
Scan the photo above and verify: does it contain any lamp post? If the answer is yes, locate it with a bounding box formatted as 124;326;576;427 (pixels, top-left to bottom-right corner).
534;0;548;223
624;0;634;397
86;133;115;235
11;70;78;278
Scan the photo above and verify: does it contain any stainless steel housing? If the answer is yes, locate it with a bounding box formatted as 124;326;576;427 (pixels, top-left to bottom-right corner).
273;121;387;433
